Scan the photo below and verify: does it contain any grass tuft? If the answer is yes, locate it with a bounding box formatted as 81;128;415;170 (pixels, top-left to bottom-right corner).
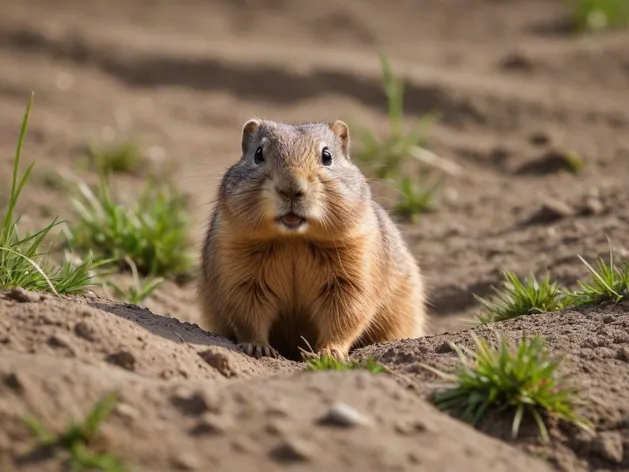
353;52;444;221
561;246;629;307
427;332;590;443
65;172;192;279
88;139;144;174
306;355;387;374
104;256;164;304
562;150;585;174
393;174;443;222
23;392;128;472
1;93;106;295
566;0;629;31
475;272;564;324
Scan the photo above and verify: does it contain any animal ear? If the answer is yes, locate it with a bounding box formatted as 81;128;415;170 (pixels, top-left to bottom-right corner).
328;120;350;156
241;119;260;154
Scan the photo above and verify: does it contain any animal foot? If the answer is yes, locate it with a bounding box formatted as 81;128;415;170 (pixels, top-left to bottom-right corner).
237;343;280;359
317;347;349;363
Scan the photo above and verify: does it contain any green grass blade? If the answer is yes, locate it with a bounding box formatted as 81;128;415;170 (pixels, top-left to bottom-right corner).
0;247;58;294
577;254;620;298
22;413;56;445
512;403;524;439
82;393;119;440
530;407;550;443
4;92;34;232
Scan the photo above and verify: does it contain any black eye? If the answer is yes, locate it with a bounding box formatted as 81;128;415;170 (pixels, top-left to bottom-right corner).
321;147;332;166
254;146;264;165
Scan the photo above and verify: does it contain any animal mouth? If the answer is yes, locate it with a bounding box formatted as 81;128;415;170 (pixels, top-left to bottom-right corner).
278;212;305;229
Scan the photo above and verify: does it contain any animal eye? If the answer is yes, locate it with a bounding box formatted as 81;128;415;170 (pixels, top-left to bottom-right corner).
321;147;332;166
254;146;264;165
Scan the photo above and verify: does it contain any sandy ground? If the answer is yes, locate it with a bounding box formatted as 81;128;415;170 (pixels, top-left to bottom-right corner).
1;0;629;470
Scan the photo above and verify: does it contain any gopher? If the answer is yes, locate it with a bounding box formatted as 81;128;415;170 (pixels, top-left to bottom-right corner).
198;119;427;361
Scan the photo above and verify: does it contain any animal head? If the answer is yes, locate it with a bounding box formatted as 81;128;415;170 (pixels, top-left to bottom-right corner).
218;119;371;240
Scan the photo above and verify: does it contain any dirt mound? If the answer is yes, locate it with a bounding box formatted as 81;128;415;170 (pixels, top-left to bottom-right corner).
2;292;628;471
355;303;629;470
0;291;553;472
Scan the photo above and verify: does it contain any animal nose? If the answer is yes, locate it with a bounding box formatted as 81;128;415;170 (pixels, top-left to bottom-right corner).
276;185;304;201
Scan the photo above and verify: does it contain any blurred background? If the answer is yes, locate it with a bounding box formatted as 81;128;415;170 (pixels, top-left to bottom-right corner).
1;0;629;333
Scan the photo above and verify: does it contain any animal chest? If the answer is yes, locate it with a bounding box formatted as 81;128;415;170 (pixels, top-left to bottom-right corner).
256;241;334;316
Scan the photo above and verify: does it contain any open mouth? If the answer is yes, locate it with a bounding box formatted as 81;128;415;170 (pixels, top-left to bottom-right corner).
278;212;305;229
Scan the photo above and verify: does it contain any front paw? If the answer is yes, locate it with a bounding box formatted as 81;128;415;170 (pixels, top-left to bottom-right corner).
237;343;280;359
316;347;349;363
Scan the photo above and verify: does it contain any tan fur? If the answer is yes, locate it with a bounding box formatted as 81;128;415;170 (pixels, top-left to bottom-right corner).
198;119;427;361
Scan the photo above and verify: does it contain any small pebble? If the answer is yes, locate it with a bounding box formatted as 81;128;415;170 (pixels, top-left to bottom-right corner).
526;199;573;224
529;131;551;147
171;388;212;415
160;369;175;380
593;432;623;464
37;314;55;325
172;453;200;471
582;197;605;216
74;321;97;342
517;148;582;175
106;350;136;371
198;349;236;378
4;372;24;393
232;437;262;454
319;402;371;427
394;419;427;435
266;401;289;417
271;438;316;462
48;333;77;356
115;403;139;420
582;337;604;348
266;420;290;436
499;51;534;71
616;346;629;363
190;413;233;435
436;342;454;354
541;198;573;218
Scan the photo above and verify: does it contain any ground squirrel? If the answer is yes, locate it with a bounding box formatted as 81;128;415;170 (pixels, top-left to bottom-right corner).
199;119;427;361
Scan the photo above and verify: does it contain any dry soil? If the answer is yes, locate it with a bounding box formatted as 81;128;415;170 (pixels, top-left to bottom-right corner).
1;0;629;470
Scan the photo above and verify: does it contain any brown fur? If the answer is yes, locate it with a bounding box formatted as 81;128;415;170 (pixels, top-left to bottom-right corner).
198;119;427;361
